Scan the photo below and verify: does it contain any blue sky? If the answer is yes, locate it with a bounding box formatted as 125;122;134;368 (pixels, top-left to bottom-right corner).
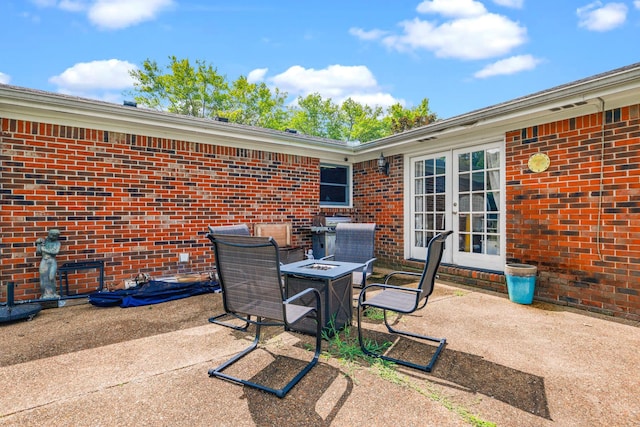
2;0;640;119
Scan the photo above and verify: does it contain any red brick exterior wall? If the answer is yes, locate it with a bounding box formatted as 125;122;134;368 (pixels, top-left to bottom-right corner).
2;104;638;320
321;155;405;265
1;118;319;299
505;104;640;320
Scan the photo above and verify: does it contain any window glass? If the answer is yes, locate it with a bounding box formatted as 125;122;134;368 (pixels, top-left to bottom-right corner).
320;164;350;206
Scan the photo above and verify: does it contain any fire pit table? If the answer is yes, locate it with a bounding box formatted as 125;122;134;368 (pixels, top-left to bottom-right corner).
280;260;365;336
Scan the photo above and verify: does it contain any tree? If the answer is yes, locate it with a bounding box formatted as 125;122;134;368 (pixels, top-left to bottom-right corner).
225;76;290;129
127;57;438;143
386;98;438;134
288;93;344;139
340;98;387;143
128;56;228;118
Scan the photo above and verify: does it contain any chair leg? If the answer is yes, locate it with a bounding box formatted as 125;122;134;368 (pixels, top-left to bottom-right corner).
357;306;446;372
209;316;322;398
208;312;251;331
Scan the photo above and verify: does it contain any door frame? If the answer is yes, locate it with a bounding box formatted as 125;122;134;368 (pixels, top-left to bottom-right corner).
404;140;506;271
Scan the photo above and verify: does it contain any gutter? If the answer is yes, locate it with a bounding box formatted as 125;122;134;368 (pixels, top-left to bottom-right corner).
354;62;640;158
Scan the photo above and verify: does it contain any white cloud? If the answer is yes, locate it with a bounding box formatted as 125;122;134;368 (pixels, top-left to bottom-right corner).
348;27;389;41
247;68;268;83
577;2;628;31
49;59;137;91
417;0;487;18
634;0;640;9
355;1;527;61
268;64;402;109
474;54;542;78
0;72;11;84
31;0;174;30
383;14;526;60
58;0;87;12
492;0;524;8
88;0;174;30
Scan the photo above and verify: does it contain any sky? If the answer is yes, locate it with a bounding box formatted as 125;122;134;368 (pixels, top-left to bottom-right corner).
1;0;640;120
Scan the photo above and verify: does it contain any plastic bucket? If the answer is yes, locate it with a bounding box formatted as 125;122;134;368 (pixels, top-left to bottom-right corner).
504;264;537;304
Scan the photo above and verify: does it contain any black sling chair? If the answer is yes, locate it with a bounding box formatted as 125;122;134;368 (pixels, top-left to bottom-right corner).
206;224;252;331
207;234;322;398
356;230;453;372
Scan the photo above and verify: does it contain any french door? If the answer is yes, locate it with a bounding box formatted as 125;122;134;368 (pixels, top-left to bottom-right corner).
410;143;504;270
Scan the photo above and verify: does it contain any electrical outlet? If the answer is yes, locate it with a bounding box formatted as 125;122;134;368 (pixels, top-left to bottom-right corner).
179;253;189;263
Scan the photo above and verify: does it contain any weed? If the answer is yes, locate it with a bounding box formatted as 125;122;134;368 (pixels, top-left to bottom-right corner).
305;317;494;427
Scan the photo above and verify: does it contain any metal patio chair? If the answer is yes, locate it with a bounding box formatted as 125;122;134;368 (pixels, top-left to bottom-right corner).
322;223;376;290
207;234;322;398
206;224;252;330
356;230;453;372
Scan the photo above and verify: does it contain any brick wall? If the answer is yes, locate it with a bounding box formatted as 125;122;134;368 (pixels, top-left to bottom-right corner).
506;104;640;320
2;105;638;320
319;154;405;266
1;118;319;299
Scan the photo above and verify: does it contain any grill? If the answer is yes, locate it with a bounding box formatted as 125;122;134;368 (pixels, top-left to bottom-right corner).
311;216;351;258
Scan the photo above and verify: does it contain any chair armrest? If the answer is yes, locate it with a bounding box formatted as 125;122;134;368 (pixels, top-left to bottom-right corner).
363;258;377;269
284;287;321;310
383;270;421;284
284;287;322;325
358;282;421;305
320;255;335;260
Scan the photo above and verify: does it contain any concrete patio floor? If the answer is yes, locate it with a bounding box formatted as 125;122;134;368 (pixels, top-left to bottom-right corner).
1;281;639;426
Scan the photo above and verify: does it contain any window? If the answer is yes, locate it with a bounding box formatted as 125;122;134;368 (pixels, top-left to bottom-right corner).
320;164;350;206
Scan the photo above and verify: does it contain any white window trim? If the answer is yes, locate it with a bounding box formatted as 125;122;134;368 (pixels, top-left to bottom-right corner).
319;163;353;208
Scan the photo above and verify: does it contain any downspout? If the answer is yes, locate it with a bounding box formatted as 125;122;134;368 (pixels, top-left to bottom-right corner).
596;97;606;261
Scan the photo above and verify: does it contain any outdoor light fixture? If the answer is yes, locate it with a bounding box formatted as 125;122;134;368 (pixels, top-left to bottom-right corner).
378;153;389;175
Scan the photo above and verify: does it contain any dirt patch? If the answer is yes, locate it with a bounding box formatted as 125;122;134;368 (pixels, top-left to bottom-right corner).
1;293;220;367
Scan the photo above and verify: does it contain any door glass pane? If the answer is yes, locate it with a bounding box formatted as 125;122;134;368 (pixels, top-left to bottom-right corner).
472;194;484;211
425;176;434;193
472;151;485;170
472;172;484;191
459;194;470;211
487;192;499;211
487;213;499;233
459;173;470;192
458;153;470;172
425;158;434;176
456;148;501;255
486;149;500;169
487;170;500;190
412;155;447;249
459;214;470;232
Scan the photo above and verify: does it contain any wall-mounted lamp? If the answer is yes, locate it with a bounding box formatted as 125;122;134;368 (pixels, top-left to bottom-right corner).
377;153;389;175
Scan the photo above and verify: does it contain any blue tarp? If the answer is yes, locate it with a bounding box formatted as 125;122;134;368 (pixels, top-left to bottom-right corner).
89;279;219;308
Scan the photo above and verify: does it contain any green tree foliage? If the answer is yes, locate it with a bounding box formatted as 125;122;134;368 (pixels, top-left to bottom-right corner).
128;56;228;118
386;98;438;134
127;57;437;143
225;76;290;129
288;93;344;140
341;98;387;143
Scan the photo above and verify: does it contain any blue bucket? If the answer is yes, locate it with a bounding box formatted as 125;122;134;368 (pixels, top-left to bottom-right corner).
505;264;537;304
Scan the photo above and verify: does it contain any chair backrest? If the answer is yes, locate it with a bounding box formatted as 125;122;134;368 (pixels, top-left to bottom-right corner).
417;230;453;301
208;224;251;236
333;223;376;265
209;234;285;322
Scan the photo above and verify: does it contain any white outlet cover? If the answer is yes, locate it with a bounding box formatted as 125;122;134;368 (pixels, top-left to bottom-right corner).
179;253;189;262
